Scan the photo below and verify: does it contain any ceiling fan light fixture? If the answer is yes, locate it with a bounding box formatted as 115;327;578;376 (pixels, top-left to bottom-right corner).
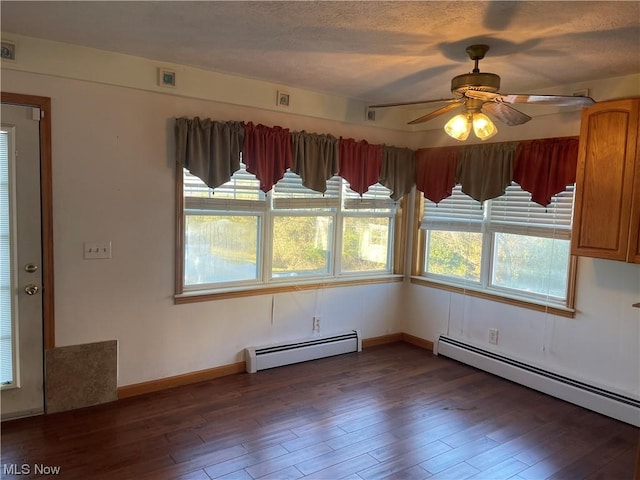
376;44;595;133
444;113;472;141
472;112;498;140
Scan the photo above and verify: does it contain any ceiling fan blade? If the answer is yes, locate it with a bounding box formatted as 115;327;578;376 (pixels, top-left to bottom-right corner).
482;102;531;126
495;94;595;107
369;97;458;109
407;101;463;125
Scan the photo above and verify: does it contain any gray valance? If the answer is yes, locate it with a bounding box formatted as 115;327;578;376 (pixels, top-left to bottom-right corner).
175;117;244;190
456;142;517;203
380;146;416;200
291;131;339;193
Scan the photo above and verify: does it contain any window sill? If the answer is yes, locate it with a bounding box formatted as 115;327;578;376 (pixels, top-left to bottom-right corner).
175;275;404;304
410;276;575;318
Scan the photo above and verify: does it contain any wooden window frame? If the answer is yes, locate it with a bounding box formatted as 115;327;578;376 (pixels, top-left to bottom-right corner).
411;191;577;318
175;166;406;303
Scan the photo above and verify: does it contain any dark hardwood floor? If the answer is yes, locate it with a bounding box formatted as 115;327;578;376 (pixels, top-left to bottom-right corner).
1;343;638;479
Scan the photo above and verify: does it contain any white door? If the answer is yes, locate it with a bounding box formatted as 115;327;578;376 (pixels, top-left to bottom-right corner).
1;103;44;420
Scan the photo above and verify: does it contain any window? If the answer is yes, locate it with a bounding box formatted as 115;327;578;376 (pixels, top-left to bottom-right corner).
1;128;15;386
178;164;399;298
341;182;397;274
182;164;265;288
270;170;340;279
416;183;576;312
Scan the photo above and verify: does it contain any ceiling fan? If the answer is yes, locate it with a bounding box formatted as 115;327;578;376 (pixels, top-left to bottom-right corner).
369;44;595;140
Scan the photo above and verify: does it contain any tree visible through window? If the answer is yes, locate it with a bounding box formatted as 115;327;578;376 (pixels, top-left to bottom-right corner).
180;164;398;293
419;183;575;307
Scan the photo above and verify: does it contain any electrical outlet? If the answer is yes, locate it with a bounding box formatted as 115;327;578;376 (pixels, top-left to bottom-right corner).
313;316;321;333
488;328;499;345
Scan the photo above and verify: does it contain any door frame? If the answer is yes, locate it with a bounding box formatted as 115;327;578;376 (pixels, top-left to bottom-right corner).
1;92;54;350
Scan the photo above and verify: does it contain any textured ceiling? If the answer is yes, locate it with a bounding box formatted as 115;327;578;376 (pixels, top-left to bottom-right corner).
2;1;639;105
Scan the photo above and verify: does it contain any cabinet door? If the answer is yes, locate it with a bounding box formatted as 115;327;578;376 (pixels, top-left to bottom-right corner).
571;100;639;261
627;140;640;263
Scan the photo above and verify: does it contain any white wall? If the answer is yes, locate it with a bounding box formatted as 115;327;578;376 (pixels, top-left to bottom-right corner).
404;259;640;399
2;36;638;397
2;67;409;387
404;72;640;400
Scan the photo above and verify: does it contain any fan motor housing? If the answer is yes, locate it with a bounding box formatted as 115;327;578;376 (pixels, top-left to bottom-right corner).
451;72;501;96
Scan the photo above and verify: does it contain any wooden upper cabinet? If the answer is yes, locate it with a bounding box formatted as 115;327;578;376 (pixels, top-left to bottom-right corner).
571;98;640;263
629;153;640;263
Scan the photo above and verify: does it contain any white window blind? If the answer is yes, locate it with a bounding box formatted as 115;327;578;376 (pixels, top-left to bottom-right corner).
184;164;266;212
0;129;14;386
343;182;397;211
489;183;574;240
421;185;484;232
421;183;573;239
272;170;341;209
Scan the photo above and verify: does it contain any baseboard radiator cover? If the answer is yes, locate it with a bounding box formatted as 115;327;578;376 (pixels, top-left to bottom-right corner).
435;335;640;427
245;330;362;373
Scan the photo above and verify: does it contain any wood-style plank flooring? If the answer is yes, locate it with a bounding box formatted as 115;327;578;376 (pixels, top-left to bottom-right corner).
1;343;638;479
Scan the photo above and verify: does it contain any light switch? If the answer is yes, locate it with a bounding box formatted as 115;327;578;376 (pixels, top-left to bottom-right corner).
83;242;112;259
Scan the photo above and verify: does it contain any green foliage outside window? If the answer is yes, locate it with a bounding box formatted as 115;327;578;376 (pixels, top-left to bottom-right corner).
272;216;331;276
342;217;389;272
426;230;482;282
492;232;569;298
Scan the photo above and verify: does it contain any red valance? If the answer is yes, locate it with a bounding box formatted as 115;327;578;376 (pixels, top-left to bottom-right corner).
338;138;382;195
415;147;458;204
243;122;292;193
415;137;579;206
514;137;579;206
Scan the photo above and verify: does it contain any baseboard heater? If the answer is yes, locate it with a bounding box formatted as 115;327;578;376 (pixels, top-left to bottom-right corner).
435;335;640;427
245;330;362;374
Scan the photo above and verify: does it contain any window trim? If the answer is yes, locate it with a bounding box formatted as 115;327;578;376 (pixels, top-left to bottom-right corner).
411;192;577;317
175;165;405;303
175;275;404;303
269;210;336;281
183;209;264;291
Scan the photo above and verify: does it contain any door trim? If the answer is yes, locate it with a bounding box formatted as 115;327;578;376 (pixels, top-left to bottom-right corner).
1;92;54;350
